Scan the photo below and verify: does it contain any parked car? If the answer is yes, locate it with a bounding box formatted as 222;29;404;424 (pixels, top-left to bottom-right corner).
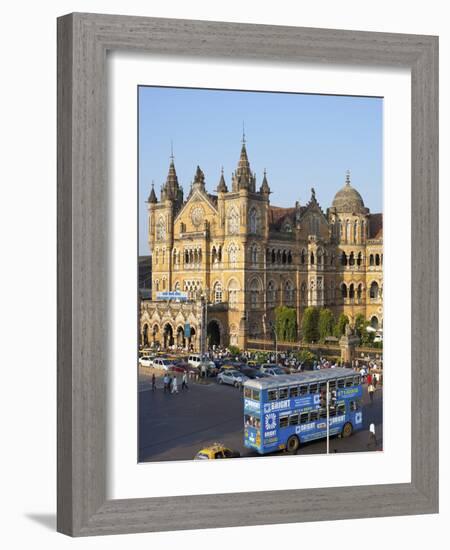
194;443;240;460
217;369;248;387
138;355;154;367
152;357;175;371
260;364;286;376
240;367;267;379
169;361;197;375
198;361;219;377
187;354;203;368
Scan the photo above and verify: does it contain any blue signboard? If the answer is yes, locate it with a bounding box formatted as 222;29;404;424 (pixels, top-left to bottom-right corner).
156;291;188;301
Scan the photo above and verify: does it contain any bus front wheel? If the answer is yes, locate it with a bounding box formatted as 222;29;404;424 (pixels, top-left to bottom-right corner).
286;435;300;454
342;422;353;438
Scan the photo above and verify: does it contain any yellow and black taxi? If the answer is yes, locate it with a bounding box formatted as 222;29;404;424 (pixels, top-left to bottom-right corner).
194;443;240;460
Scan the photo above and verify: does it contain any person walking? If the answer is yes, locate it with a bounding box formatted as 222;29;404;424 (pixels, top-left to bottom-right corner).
151;373;156;392
368;382;375;403
163;373;169;393
168;375;173;394
171;376;178;394
181;371;188;391
367;423;377;451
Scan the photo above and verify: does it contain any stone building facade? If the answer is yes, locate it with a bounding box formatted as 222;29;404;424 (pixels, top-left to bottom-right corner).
140;140;383;350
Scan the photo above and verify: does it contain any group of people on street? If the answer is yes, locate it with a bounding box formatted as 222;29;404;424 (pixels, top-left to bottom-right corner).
153;372;189;394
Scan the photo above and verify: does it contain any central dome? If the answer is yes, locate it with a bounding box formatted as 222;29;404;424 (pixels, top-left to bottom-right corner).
332;173;366;213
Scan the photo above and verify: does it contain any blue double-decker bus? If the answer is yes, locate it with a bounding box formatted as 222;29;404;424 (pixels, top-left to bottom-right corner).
243;368;363;454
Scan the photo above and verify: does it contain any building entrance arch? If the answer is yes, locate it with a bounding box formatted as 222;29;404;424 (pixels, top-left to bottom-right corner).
163;323;174;348
207;320;221;347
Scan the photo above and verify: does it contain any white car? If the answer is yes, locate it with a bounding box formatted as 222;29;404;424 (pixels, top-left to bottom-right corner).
217;370;248;387
188;354;203;368
138;356;154;367
152;358;175;371
260;365;286;376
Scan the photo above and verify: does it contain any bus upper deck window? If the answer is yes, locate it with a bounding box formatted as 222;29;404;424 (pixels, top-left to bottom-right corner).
345;378;353;387
319;382;326;393
300;385;308;395
268;389;278;401
289;414;299;426
279;387;288;399
337;404;345;415
244;387;251;399
353;376;361;386
337;379;345;388
300;413;309;424
252;389;260;401
329;380;337;391
310;411;318;421
289;386;298;398
319;408;327;419
329;407;337;417
309;383;318;394
279;415;289;428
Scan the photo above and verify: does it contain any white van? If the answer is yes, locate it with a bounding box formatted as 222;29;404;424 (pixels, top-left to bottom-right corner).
188;354;202;368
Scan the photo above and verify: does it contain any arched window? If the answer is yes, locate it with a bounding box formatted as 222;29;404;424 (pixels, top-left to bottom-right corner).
249;207;259;234
310;252;315;265
211;246;217;264
369;281;379;300
162;277;166;290
341;283;348;299
213;282;222;303
357;252;362;266
271;249;276;264
349;283;355;300
228;243;238;267
285;280;294;304
155;280;160;292
341;252;347;266
227;207;239;235
267;281;276;306
317;248;323;265
361;220;366;240
277;250;282;264
174;281;180;292
250;278;261;309
228;279;239;309
369;254;374;266
287;251;292;264
353;220;358;243
250;244;258;265
349;252;355;266
345;219;350;242
300;249;306;265
282;250;287;264
357;283;363;302
375;254;380;266
300;282;307;304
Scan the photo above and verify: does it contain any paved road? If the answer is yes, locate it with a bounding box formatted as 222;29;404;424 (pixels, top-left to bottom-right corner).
139;370;383;462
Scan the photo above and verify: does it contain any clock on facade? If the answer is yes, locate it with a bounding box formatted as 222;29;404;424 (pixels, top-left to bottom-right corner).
191;206;205;227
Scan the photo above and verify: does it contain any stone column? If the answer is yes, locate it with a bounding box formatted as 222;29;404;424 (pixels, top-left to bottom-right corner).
339;325;360;366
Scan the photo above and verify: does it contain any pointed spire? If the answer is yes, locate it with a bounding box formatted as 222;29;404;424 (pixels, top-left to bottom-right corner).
233;128;255;191
217;166;228;193
260;168;270;195
242;121;246;144
192;165;206;191
345;169;351;186
161;146;181;202
148;181;157;204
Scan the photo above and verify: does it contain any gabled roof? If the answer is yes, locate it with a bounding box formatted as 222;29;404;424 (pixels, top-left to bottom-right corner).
368;213;383;239
268;206;297;230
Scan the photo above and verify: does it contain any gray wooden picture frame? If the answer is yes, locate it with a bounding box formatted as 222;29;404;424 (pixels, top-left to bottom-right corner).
57;12;438;537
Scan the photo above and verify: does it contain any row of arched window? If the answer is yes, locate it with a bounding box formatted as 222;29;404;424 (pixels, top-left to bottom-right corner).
369;253;383;266
331;218;368;244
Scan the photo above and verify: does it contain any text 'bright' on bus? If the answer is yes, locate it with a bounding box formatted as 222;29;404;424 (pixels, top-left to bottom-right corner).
243;368;363;454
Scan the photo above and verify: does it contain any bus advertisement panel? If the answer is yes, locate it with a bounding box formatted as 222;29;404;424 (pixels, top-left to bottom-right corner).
243;368;363;454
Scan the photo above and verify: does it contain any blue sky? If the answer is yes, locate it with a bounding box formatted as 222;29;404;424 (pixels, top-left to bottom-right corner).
139;86;382;255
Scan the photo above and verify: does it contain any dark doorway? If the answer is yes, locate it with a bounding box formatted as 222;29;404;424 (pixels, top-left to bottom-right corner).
207;320;221;347
163;323;174;348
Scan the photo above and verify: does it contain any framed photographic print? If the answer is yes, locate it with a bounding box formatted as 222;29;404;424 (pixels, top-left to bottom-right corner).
57;13;438;536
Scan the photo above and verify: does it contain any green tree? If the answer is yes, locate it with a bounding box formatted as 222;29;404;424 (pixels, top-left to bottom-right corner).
360;320;375;345
318;308;335;342
334;313;349;338
228;345;240;356
302;307;320;343
275;306;297;342
295;349;316;363
354;313;366;339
